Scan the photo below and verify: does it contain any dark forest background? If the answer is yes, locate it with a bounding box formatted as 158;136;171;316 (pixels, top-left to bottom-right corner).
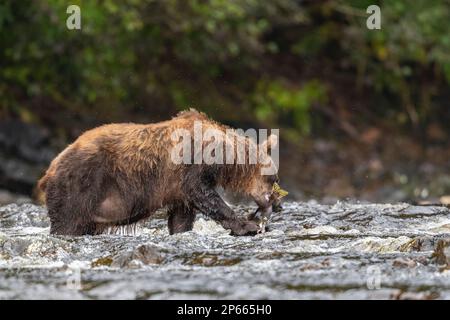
0;0;449;204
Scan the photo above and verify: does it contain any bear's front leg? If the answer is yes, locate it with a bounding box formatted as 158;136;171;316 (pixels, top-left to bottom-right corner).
187;183;260;236
168;201;196;235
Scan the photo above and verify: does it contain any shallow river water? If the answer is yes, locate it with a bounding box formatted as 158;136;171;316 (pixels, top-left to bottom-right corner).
0;202;449;299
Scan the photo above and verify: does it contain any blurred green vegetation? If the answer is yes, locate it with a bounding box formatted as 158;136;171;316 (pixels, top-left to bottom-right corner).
0;0;449;140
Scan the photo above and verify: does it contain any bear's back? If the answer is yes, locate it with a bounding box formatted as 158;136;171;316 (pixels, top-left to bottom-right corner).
37;110;224;197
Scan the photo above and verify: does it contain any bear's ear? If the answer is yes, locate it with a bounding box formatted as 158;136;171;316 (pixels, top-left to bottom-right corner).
260;134;278;153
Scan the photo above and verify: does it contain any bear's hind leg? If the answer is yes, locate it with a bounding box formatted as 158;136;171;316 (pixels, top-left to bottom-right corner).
168;202;195;235
46;177;102;236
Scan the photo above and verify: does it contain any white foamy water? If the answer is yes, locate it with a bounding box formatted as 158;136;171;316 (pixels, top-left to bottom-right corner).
0;202;449;299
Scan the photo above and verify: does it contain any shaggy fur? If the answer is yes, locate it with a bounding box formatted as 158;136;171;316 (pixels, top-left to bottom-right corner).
38;109;278;236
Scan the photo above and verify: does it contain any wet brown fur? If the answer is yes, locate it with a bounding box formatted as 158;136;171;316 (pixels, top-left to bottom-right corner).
38;109;278;236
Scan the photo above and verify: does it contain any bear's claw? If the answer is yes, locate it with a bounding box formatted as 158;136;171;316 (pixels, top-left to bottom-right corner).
229;219;260;236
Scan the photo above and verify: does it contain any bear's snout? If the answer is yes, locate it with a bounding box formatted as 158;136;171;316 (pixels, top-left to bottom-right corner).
252;191;273;209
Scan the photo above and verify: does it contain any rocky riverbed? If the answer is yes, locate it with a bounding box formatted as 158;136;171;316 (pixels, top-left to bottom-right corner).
0;202;449;299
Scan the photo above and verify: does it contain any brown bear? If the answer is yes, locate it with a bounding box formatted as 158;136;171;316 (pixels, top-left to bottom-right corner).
37;109;279;236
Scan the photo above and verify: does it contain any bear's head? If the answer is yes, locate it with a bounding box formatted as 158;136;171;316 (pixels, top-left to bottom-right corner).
247;134;279;209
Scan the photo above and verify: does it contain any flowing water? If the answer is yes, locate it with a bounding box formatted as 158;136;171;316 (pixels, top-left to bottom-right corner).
0;202;449;299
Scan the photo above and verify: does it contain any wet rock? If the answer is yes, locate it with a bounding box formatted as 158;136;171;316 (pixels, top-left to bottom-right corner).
0;204;49;228
351;236;412;253
401;235;449;252
91;256;114;268
397;205;448;217
1;238;31;258
391;290;439;300
185;253;241;267
0;120;56;195
302;222;316;229
298;258;333;271
392;258;417;268
111;244;164;268
431;239;450;268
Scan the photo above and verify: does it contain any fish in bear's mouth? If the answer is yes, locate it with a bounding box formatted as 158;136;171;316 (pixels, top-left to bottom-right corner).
248;183;288;233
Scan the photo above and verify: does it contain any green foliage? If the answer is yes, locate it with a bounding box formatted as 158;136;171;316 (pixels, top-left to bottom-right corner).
0;0;449;139
329;0;450;125
253;79;327;136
